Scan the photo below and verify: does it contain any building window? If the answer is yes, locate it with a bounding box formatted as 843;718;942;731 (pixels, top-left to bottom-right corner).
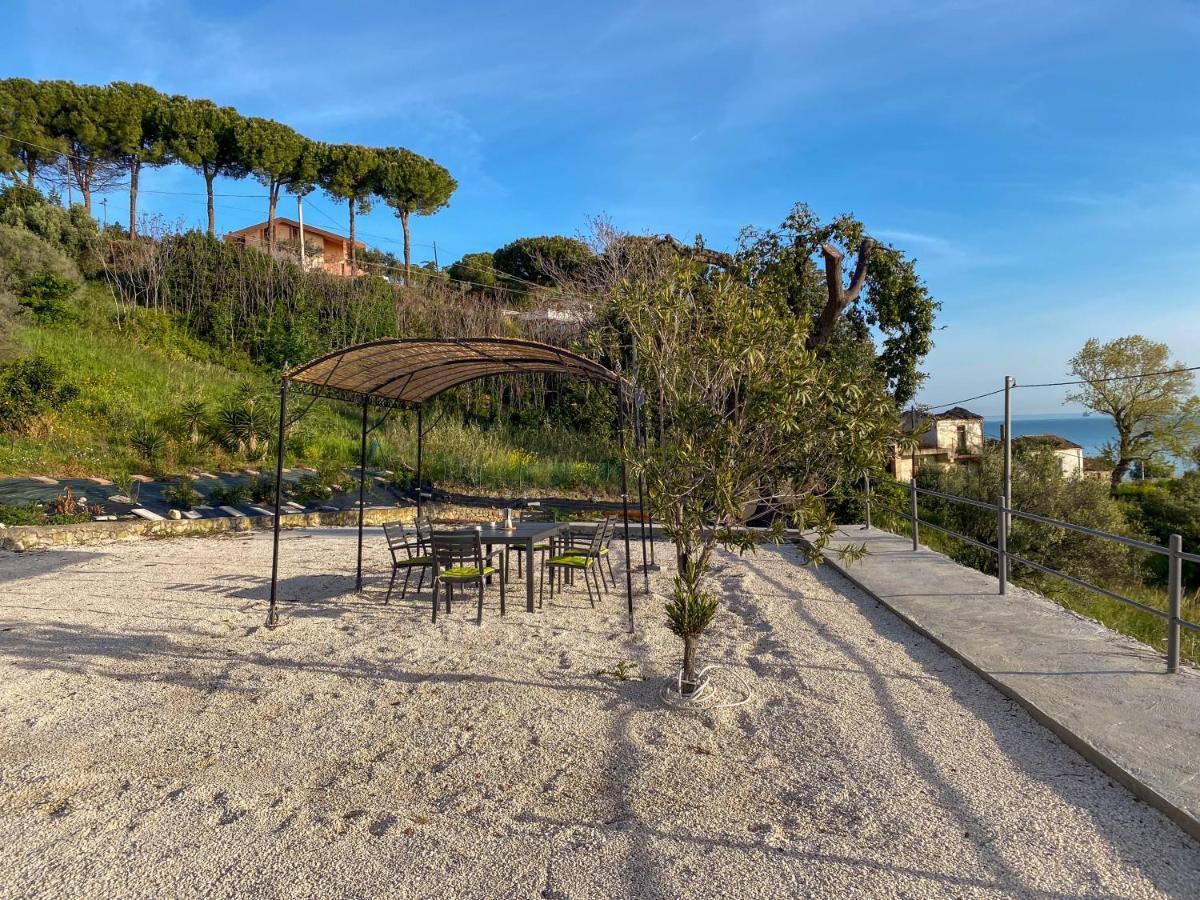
956;424;968;454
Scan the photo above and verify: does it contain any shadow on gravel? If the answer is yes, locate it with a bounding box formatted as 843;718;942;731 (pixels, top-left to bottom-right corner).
0;550;104;582
758;542;1197;896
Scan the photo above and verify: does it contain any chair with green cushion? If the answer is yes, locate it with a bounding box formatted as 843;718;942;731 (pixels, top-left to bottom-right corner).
540;525;606;609
430;530;504;624
508;506;555;580
383;521;433;604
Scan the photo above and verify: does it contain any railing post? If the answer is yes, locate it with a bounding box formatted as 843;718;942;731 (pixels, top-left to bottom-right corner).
909;478;919;550
863;472;872;531
997;495;1007;595
1168;533;1182;673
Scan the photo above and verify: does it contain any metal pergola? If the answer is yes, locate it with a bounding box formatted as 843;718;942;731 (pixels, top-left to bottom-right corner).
266;337;651;630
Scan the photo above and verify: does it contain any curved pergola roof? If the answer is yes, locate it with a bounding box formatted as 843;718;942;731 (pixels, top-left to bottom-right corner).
287;337;621;405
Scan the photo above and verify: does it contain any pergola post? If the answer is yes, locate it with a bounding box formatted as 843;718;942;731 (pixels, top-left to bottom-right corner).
355;395;369;591
616;384;635;632
415;404;424;517
267;377;289;628
633;397;655;585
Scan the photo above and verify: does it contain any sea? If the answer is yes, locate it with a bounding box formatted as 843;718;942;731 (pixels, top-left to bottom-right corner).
982;413;1192;474
982;414;1116;457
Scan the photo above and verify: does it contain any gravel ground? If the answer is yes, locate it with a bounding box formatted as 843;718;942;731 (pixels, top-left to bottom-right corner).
1;529;1198;899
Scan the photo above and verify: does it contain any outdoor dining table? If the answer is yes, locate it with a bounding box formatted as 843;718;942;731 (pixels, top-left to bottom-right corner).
446;521;567;613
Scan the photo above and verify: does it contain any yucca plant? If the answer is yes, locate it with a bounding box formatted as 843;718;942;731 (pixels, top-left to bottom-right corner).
130;422;168;461
177;399;209;445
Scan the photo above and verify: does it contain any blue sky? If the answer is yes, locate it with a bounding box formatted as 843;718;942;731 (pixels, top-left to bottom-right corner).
5;0;1200;413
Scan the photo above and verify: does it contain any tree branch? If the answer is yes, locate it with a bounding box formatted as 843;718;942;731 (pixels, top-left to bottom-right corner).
656;234;734;270
808;238;875;350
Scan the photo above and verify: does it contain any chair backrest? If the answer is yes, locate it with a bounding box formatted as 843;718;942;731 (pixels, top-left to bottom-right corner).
582;522;607;557
383;521;419;562
414;516;433;551
520;506;554;523
430;530;483;573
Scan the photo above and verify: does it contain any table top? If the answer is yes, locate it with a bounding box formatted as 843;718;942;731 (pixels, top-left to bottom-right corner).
444;521;565;543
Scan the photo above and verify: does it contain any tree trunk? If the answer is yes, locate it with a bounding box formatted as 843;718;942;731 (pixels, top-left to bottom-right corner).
1111;458;1131;490
348;200;356;274
400;211;411;286
267;185;278;253
205;168;216;236
128;159;140;240
25;163;35;187
681;634;700;695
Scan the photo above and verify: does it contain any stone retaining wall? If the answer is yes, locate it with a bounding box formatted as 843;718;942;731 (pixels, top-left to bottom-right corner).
0;503;503;552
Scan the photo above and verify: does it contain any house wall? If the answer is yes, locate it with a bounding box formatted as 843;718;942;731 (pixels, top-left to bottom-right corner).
1055;447;1085;478
927;419;983;453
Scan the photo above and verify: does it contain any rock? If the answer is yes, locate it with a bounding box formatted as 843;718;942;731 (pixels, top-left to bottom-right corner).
92;515;117;522
107;495;133;505
30;476;59;485
131;508;165;521
168;509;183;520
182;510;202;520
219;506;247;518
130;475;153;484
88;477;113;486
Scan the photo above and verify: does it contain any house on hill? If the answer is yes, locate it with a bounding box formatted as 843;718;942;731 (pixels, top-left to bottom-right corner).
1014;434;1085;478
892;406;984;482
224;218;365;278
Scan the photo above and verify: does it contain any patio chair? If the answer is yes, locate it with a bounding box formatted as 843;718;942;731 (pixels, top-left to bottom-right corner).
430;530;504;625
560;516;617;592
540;524;606;609
383;521;433;604
508;506;555;580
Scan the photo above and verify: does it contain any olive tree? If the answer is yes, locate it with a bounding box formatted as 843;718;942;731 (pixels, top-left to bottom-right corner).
1067;336;1200;488
611;261;898;692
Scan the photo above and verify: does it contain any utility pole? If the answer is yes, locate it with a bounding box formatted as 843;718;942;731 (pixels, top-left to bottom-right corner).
296;195;306;269
100;197;108;228
432;240;439;272
1003;375;1014;529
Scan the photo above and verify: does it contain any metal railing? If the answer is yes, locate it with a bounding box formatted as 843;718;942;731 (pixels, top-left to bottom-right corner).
863;475;1198;673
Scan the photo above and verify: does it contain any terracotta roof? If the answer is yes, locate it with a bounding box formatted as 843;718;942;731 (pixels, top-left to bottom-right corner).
1014;434;1083;450
287;337;622;405
224;217;365;248
928;406;984;421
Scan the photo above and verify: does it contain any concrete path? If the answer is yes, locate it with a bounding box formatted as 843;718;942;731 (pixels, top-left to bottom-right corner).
809;526;1200;842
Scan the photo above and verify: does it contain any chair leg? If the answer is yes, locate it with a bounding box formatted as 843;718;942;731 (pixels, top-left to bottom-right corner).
583;566;595;608
431;579;439;622
417;568;426;595
477;580;484;626
591;566;603;604
385;568;398;605
446;582;453;613
606;555;616;589
399;567;413;602
499;562;506;615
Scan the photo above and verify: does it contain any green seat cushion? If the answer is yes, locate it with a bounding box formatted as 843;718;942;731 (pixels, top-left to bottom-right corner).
547;554;592;568
598;547;610;555
395;555;432;567
438;565;496;580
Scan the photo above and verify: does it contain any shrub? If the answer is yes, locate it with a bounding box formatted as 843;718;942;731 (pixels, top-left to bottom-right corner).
130;422;168;460
0;503;47;526
0;184;100;273
0;355;79;433
290;473;331;505
250;473;277;503
207;482;252;507
163;476;202;510
19;272;78;324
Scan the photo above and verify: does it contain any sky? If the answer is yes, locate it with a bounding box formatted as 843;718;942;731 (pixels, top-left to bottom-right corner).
4;0;1199;414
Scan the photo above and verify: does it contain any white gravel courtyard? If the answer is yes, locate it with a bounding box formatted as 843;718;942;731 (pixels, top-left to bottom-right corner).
1;528;1198;899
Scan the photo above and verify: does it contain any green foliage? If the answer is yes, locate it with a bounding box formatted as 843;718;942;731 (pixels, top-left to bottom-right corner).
1068;336;1199;487
162;476;202;510
1119;472;1200;588
734;203;937;405
0;503;48;526
447;251;498;286
613;258;900;677
912;447;1139;587
18;272;78;323
492;236;592;289
250;472;277;504
0;355;78;433
290;473;332;505
129;421;168;460
207;481;251;507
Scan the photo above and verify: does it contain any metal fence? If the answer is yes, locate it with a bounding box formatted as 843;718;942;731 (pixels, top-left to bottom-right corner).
864;475;1199;673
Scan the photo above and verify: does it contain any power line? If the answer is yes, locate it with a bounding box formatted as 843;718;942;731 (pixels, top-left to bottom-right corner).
920;388;1007;411
1017;366;1200;389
